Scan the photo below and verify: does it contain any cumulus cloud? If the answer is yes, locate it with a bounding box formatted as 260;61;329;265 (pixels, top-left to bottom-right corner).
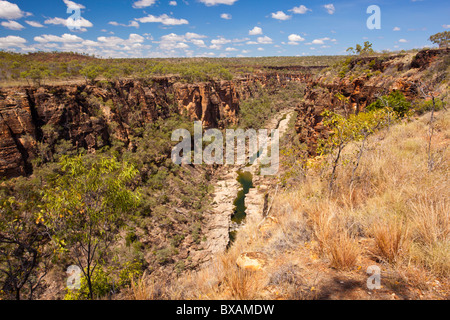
198;0;238;6
443;24;450;29
288;34;305;45
0;0;24;20
271;11;291;21
393;27;401;31
257;35;273;44
109;21;140;28
63;0;85;9
249;26;262;35
290;5;311;14
132;0;156;8
44;16;93;29
221;13;232;20
26;21;44;28
1;20;25;30
169;1;177;6
323;4;335;15
0;35;26;48
34;33;84;43
136;14;188;25
308;37;334;45
211;37;232;45
399;39;408;43
158;32;207;51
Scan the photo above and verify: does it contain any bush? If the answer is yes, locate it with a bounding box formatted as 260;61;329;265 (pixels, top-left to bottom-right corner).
367;91;412;117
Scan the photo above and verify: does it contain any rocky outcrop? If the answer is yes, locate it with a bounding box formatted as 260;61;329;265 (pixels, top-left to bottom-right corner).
0;74;304;178
295;48;450;155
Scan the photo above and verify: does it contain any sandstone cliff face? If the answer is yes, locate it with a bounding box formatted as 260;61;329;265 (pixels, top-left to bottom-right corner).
295;48;449;155
0;73;302;178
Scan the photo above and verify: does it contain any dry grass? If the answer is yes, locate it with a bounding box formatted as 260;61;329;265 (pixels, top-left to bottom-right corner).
370;218;410;264
133;110;449;300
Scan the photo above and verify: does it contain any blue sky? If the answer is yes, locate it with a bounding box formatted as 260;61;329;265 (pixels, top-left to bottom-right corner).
0;0;448;57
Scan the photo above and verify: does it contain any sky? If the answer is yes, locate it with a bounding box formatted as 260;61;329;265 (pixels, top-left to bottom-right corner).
0;0;449;58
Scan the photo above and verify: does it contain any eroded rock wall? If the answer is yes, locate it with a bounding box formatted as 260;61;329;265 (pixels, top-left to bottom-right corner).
0;73;304;178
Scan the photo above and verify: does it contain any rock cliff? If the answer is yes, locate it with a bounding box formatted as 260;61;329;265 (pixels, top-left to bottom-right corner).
295;48;449;155
0;73;305;178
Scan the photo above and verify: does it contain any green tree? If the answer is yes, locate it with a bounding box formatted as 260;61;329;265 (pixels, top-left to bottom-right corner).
80;65;102;84
20;65;51;87
318;108;392;191
0;196;51;300
346;41;375;55
428;31;450;49
40;155;140;300
367;91;412;117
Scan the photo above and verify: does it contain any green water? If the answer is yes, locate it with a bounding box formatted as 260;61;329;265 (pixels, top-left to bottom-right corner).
229;171;254;244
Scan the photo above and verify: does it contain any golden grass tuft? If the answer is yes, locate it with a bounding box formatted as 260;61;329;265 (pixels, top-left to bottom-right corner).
370;218;410;264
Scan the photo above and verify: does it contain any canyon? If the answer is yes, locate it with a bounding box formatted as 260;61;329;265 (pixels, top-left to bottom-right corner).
0;48;448;283
1;49;447;180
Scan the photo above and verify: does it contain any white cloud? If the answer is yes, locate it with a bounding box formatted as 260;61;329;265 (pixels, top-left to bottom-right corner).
34;33;84;43
0;35;26;48
44;16;93;28
225;47;238;51
1;20;24;30
0;1;24;20
271;11;291;20
323;4;335;15
169;1;177;6
109;20;140;28
25;20;44;28
393;27;401;31
133;0;156;8
257;35;273;44
158;32;207;51
399;39;408;43
185;32;207;39
249;26;262;35
290;5;311;14
63;0;85;9
211;37;232;45
198;0;238;6
136;14;188;25
192;39;206;47
220;13;232;20
288;34;305;45
309;37;331;45
443;24;450;29
257;47;264;51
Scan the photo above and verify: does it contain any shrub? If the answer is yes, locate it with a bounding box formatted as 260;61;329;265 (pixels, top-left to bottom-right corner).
367;91;412;117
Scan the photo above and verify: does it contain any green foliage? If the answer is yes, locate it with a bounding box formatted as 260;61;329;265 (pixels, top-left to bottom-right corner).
20;64;51;86
0;195;51;300
414;98;445;115
428;31;450;48
65;267;113;300
318;108;394;190
346;41;375;56
118;259;144;288
80;65;103;84
41;155;140;299
367;91;412;117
